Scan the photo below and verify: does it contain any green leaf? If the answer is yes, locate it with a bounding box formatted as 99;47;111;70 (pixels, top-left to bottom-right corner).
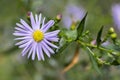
65;30;77;42
96;26;104;47
87;47;102;75
77;12;87;39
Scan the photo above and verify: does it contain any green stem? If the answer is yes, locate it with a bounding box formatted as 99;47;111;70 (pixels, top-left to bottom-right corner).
77;40;113;53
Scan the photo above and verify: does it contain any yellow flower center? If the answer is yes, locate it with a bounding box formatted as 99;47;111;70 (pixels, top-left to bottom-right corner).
33;30;44;42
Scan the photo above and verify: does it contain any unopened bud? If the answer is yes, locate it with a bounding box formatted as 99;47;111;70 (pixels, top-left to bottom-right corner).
56;14;62;22
27;11;31;20
109;27;114;34
111;33;117;39
91;40;96;45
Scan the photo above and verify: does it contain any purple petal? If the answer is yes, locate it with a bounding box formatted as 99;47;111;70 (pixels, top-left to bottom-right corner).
16;23;26;29
41;41;54;54
36;44;41;60
41;17;45;29
44;39;58;48
62;16;72;28
46;37;59;42
32;42;37;60
41;42;51;57
30;12;36;29
19;39;33;48
22;45;31;56
112;4;120;30
38;13;42;27
41;20;55;32
20;19;33;32
35;14;38;23
13;32;31;36
14;36;32;40
45;30;60;38
15;39;30;45
15;27;31;34
38;43;45;60
35;14;40;30
28;43;34;59
21;40;32;56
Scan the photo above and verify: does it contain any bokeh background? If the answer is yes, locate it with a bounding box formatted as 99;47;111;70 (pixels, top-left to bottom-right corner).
0;0;120;80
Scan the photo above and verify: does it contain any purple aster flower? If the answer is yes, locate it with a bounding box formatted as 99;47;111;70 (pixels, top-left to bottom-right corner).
62;4;86;29
13;12;60;61
112;4;120;31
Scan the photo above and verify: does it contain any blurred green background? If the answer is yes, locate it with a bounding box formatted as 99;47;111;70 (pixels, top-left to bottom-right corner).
0;0;120;80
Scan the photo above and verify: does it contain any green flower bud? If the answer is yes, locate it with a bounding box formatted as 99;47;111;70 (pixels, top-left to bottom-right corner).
111;33;117;39
108;27;115;34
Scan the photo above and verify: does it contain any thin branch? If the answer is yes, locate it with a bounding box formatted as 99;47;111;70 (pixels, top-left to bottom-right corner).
77;40;113;53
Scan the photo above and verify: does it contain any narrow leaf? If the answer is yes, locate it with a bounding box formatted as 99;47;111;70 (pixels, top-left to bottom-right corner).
87;47;102;75
96;26;104;47
77;12;87;39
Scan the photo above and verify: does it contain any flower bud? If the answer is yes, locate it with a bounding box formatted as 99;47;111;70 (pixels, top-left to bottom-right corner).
27;11;31;20
91;40;96;45
108;27;115;34
110;33;117;39
55;14;62;23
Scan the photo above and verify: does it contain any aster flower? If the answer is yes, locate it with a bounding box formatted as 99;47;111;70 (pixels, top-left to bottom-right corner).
62;4;86;29
112;4;120;31
13;12;60;61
